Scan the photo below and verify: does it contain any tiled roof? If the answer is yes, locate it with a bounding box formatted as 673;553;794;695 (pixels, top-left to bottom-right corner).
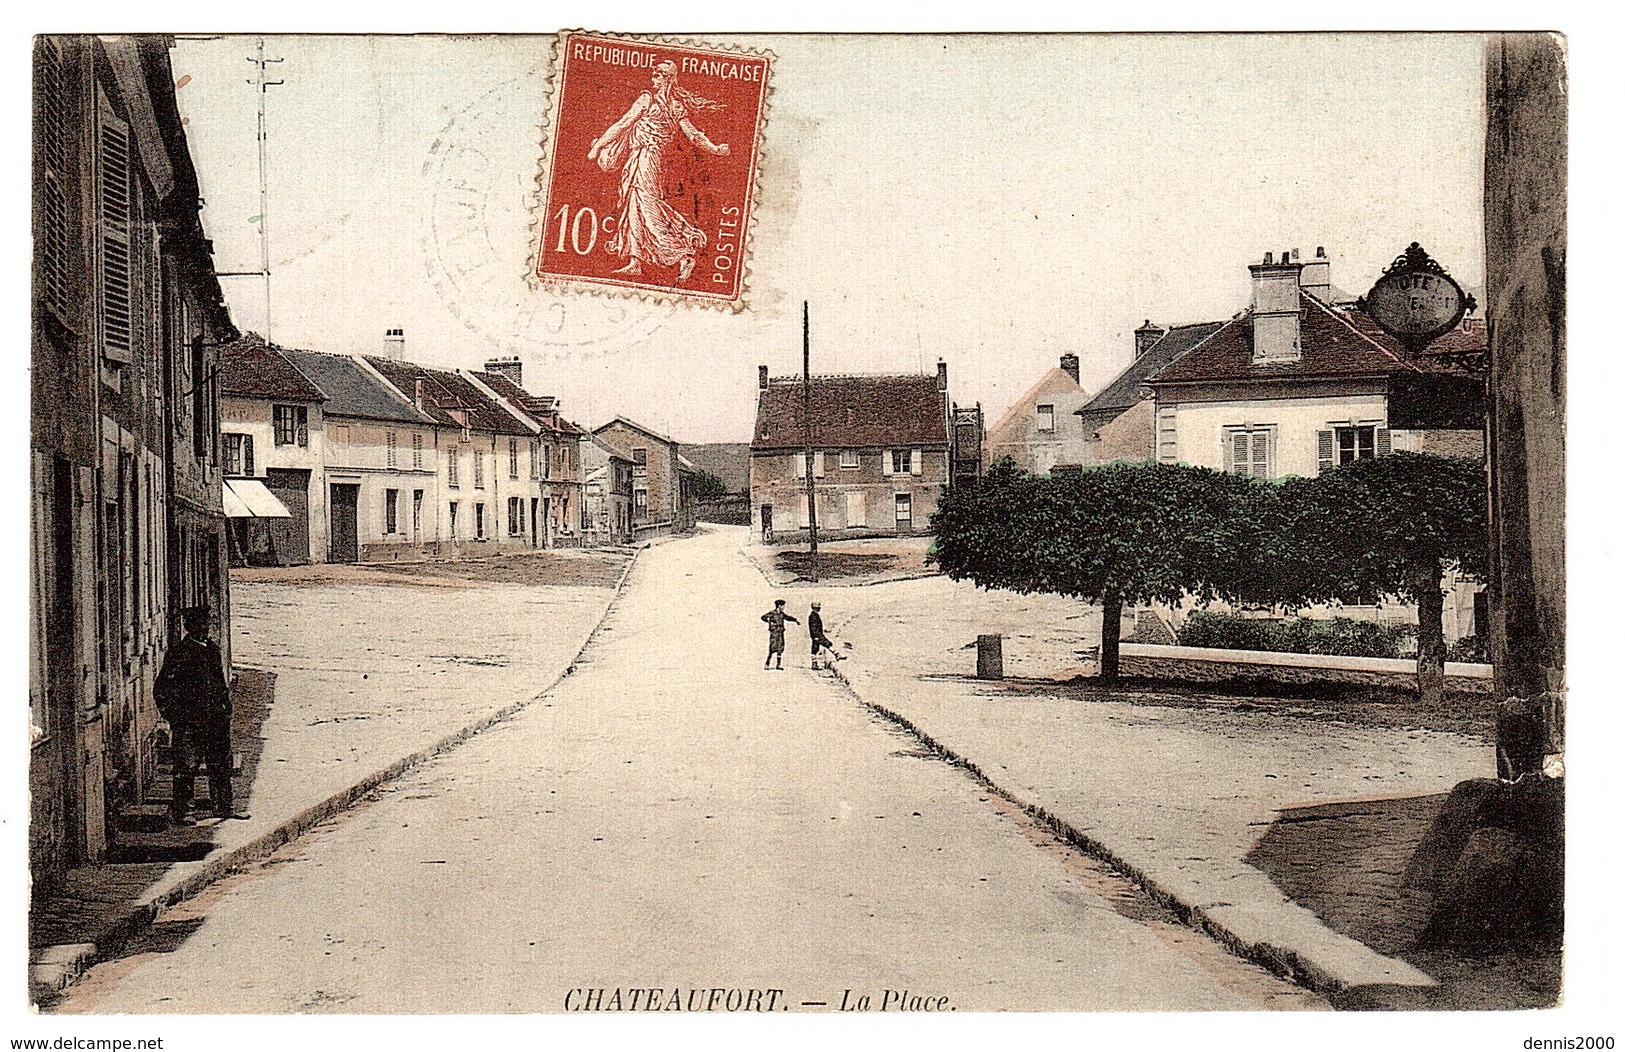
1077;322;1225;418
752;374;948;451
595;416;679;448
364;357;532;435
279;349;430;425
218;334;327;403
1146;293;1485;385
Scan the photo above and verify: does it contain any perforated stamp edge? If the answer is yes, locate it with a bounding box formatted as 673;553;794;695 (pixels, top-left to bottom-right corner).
526;30;776;313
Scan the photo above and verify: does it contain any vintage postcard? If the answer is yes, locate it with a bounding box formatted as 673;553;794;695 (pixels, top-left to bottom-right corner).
19;27;1578;1049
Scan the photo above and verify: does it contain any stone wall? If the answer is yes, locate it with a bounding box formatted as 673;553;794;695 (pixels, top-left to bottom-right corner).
1118;643;1493;694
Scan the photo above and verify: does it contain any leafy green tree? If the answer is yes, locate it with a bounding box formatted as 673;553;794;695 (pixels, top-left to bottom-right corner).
1273;452;1488;706
933;460;1262;680
688;468;729;502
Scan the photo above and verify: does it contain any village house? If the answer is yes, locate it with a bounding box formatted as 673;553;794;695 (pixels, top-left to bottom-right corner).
218;334;327;565
31;36;237;874
1074;321;1225;466
364;352;541;558
466;356;588;549
593;417;693;537
1145;247;1485;478
983;354;1094;473
749;361;955;542
1142;246;1488;639
581;437;635;545
276;347;438;562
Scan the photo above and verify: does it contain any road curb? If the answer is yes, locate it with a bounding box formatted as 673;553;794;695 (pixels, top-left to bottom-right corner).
30;546;644;1009
821;661;1425;999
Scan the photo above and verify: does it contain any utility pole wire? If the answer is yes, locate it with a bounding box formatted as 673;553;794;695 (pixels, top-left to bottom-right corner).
246;38;283;341
803;301;819;584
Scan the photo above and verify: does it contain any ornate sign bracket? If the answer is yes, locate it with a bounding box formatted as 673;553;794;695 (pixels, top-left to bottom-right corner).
1357;242;1484;373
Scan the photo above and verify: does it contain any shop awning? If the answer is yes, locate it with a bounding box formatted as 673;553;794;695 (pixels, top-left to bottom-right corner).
223;478;292;519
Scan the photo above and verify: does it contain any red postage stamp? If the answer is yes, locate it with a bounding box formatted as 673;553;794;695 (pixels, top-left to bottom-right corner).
534;32;772;307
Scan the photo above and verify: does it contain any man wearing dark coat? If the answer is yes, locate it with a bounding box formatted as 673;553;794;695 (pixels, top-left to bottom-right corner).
154;606;245;825
761;599;798;670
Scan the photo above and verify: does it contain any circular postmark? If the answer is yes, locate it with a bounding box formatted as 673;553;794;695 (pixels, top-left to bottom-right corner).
419;70;673;363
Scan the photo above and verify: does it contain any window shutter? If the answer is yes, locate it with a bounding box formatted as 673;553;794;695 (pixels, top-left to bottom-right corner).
794;452;806;478
1251;432;1269;478
910;449;922;475
244;435;255;477
814;451;825;477
97;91;134;364
39;39;72;317
1317;430;1334;475
1376;427;1392;456
1229;432;1249;475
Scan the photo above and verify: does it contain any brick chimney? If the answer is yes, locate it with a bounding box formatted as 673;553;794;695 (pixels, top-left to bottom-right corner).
1249;249;1304;364
383;327;406;360
1059;353;1080;383
484;355;523;389
1134;319;1168;358
1300;246;1332;303
758;365;769;389
936;359;948;390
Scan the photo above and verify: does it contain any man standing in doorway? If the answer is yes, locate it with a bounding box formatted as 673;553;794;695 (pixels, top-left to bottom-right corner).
761;599;798;670
155;606;247;825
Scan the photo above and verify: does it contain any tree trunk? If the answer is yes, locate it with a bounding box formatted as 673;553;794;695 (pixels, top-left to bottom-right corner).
1415;566;1447;707
1099;591;1123;681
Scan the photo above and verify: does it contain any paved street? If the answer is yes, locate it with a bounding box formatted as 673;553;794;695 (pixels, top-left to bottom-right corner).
57;529;1316;1013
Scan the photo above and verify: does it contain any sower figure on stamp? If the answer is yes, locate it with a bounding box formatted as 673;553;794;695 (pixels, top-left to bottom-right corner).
761;598;798;670
155;606;247;825
587;59;730;284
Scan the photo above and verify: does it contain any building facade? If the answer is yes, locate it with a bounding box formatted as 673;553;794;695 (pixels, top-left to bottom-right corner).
1145;248;1486;480
219;334;327;565
363;355;541;559
1142;247;1488;641
593;417;690;535
983;354;1093;473
749;362;955;543
582;437;635;545
276;349;441;562
469;358;587;550
1075;321;1225;466
31;36;237;876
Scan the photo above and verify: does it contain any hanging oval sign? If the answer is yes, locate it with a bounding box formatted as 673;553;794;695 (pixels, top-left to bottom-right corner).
1362;242;1469;346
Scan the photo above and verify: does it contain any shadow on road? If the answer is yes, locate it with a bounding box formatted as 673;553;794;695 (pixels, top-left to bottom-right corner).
1246;794;1560;1009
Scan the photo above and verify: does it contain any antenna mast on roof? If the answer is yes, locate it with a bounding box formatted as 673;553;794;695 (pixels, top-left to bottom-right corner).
218;38;284;341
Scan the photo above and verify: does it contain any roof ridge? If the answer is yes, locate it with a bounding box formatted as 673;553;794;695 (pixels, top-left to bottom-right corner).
986;367;1081;436
1305;293;1417;372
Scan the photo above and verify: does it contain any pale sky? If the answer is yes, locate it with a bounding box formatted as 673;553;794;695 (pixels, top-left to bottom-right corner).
172;33;1487;443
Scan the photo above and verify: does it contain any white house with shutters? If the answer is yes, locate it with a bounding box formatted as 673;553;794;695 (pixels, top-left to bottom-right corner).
1145;247;1486;481
1141;246;1489;641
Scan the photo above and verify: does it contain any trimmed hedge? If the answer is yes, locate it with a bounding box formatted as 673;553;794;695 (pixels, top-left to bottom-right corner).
1177;611;1411;659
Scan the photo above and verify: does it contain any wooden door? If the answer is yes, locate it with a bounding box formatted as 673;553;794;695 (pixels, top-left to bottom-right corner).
329;483;359;563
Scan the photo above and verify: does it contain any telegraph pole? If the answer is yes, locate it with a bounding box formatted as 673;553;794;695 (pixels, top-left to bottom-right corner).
802;301;819;583
218;38;284;340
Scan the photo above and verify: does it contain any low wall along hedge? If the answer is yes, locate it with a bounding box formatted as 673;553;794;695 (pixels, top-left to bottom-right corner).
1177;611;1412;659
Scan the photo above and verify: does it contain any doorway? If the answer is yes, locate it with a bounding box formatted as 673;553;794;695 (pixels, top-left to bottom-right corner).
329;483;359;563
